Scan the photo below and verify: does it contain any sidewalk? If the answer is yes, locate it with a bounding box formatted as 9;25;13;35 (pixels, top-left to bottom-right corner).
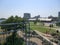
17;30;42;45
34;30;57;45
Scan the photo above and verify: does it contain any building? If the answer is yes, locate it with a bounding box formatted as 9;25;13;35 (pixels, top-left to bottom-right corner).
29;17;56;26
38;17;52;22
58;12;60;18
29;18;36;21
48;16;58;23
33;15;40;19
23;13;31;19
58;12;60;22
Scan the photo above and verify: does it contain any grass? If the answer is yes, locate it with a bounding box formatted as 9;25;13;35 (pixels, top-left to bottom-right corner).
30;22;56;33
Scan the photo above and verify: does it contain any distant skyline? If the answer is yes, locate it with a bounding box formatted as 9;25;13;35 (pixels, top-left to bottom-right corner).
0;0;60;18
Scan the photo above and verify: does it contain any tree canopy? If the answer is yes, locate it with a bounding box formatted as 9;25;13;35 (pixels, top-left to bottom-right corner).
1;15;25;31
2;15;24;23
0;16;25;45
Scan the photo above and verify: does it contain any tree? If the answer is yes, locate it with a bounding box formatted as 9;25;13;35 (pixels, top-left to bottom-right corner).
0;16;25;45
1;15;24;30
34;18;39;24
49;24;53;28
56;22;60;26
48;15;53;18
1;16;14;24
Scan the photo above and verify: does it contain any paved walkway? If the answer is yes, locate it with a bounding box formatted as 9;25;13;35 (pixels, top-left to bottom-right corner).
34;30;57;45
30;37;42;45
17;30;42;45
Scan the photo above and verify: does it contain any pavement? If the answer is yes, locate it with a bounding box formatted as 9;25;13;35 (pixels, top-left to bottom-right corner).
17;30;42;45
34;30;57;45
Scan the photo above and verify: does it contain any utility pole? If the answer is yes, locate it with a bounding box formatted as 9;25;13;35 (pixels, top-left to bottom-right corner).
24;18;30;45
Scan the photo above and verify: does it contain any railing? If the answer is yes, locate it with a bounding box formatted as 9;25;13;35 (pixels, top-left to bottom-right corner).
0;22;30;45
0;29;23;45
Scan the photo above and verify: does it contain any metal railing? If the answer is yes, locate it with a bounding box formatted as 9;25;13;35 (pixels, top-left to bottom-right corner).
0;21;30;45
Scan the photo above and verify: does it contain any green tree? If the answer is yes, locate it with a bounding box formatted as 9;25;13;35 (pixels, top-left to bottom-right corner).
56;22;60;26
6;16;14;23
0;15;25;45
4;32;24;45
1;16;14;24
34;18;39;24
49;24;53;28
1;15;24;30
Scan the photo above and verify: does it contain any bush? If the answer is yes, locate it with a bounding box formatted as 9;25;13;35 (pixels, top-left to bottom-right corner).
56;22;60;26
51;32;57;36
49;24;53;27
4;32;24;45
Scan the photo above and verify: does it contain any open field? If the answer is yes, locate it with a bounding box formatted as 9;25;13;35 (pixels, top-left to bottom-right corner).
30;22;56;33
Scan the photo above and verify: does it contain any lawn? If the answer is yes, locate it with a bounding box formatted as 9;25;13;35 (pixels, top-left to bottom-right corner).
30;22;56;33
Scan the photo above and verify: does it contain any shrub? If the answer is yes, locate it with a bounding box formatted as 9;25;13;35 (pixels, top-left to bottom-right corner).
56;22;60;26
51;32;57;36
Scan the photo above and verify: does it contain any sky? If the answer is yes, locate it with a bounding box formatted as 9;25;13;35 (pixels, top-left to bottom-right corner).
0;0;60;18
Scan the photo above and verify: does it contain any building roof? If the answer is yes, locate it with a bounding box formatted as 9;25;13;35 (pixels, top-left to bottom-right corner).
29;18;52;21
29;19;36;21
38;18;52;21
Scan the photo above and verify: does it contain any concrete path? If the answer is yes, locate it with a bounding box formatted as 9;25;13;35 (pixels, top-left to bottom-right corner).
30;37;42;45
34;30;57;45
17;30;42;45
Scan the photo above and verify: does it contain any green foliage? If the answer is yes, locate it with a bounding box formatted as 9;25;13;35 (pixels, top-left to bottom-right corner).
0;16;25;45
51;32;57;36
6;16;14;23
1;15;25;31
56;22;60;26
34;18;39;24
30;22;55;33
34;21;37;24
49;24;53;27
4;32;24;45
2;15;24;23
